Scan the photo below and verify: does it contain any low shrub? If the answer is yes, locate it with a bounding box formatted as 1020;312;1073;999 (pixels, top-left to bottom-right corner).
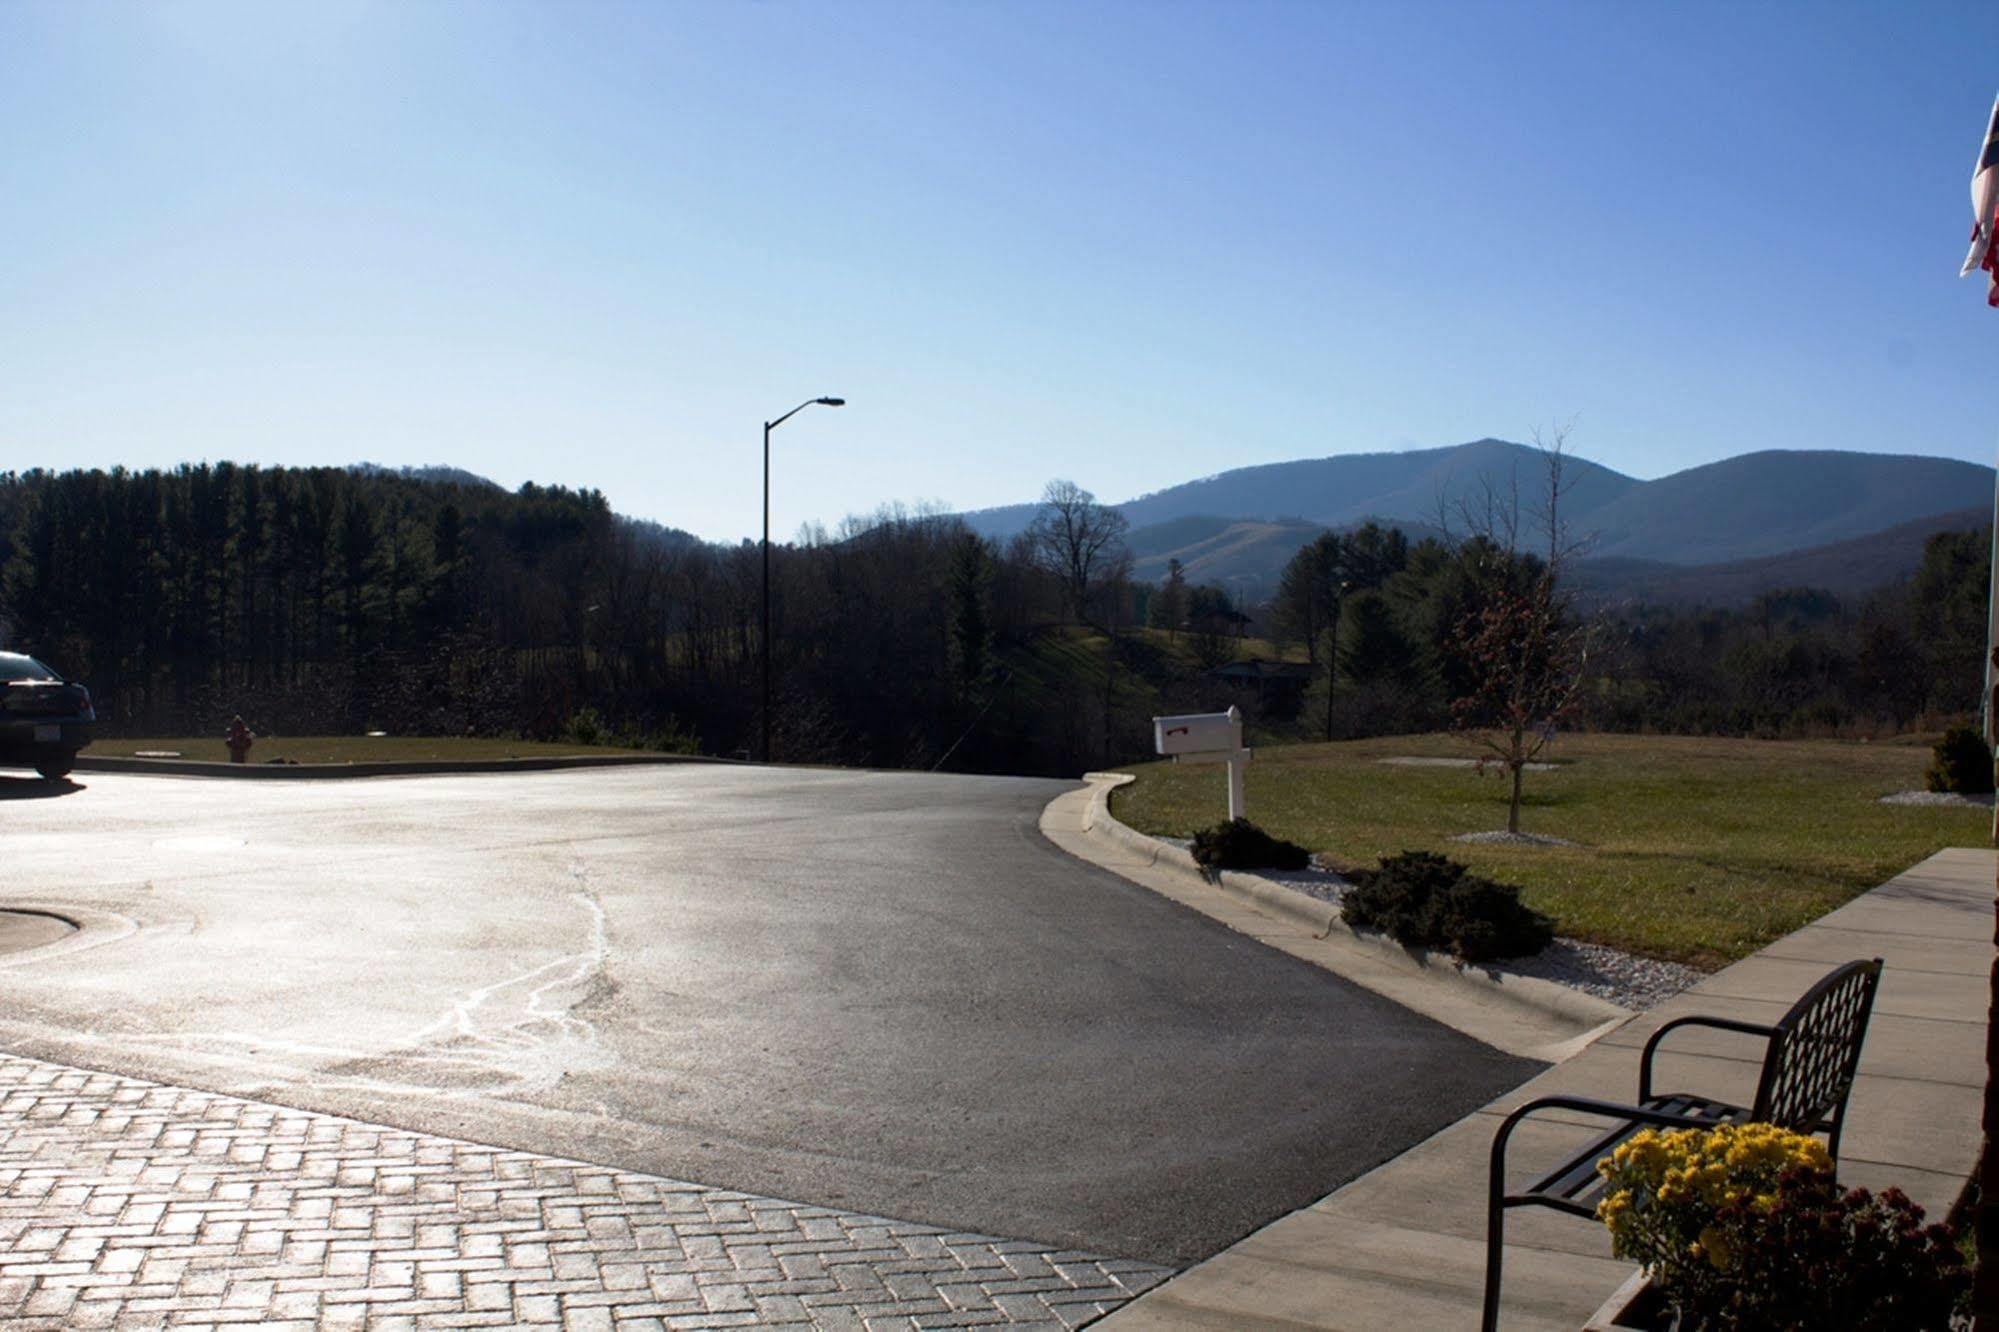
1597;1123;1969;1330
1339;850;1553;962
1189;818;1311;876
1924;724;1993;794
642;716;703;755
562;706;610;746
559;708;702;754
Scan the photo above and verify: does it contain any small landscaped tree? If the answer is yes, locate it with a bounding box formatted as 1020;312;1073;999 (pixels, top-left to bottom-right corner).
1446;427;1597;835
1450;575;1593;832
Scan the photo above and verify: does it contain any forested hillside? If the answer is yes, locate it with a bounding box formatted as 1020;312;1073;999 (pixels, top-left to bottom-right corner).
0;465;634;743
1;464;1989;777
1251;523;1994;741
0;466;1227;773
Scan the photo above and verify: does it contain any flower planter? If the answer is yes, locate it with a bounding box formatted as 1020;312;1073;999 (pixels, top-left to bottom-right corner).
1583;1270;1674;1331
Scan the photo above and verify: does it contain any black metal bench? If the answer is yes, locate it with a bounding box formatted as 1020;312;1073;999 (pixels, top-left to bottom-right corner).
1481;957;1882;1332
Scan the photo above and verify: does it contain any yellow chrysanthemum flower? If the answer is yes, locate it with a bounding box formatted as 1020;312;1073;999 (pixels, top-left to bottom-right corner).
1595;1121;1835;1264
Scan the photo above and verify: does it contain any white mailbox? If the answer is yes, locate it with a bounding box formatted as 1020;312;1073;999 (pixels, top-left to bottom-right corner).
1154;710;1241;757
1153;705;1250;821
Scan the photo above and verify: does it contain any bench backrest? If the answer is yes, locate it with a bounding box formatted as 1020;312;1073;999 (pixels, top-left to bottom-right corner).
1750;958;1882;1133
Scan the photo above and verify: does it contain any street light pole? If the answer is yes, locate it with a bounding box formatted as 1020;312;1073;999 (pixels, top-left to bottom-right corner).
762;418;771;763
761;396;845;764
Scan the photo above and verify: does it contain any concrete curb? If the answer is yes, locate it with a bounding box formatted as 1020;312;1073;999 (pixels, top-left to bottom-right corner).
70;753;724;780
1079;771;1631;1036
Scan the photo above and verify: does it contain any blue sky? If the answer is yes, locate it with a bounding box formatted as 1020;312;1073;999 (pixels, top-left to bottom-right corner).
4;1;1997;542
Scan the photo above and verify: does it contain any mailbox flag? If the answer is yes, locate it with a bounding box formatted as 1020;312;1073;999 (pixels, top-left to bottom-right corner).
1964;91;1999;306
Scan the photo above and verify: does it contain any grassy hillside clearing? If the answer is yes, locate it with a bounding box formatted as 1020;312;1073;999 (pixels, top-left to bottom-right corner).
994;625;1301;712
1110;732;1988;969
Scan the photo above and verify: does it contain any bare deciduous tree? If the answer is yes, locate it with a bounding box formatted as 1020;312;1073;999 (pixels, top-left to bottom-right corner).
1025;480;1130;625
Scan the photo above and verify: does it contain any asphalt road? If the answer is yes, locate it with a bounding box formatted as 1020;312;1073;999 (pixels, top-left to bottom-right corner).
0;766;1537;1264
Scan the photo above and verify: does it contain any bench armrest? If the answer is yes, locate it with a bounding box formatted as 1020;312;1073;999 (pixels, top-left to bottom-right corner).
1638;1016;1778;1102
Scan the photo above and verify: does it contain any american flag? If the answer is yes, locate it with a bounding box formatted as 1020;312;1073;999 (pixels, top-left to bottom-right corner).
1964;93;1999;306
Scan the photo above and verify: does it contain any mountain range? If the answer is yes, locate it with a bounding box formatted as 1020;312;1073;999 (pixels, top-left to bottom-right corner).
963;441;1995;606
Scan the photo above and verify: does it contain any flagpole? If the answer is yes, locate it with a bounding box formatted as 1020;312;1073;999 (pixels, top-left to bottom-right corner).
1959;90;1999;1332
1987;446;1998;842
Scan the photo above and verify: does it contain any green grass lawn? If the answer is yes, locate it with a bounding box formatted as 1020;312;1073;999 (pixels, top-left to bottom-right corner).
87;735;653;764
1110;732;1990;969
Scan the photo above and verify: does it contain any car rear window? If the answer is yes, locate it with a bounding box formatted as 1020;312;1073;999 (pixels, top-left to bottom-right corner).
0;653;59;682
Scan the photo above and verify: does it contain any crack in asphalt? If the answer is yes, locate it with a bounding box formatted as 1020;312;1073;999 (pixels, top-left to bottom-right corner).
403;860;613;1092
85;862;621;1103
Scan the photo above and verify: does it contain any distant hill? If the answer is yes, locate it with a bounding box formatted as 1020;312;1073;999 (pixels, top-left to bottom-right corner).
1128;516;1321;591
962;441;1993;601
1126;514;1441;598
1573;506;1990;608
966;440;1637;544
348;463;704;553
1116;439;1639;534
349;462;502;491
1577;451;1994;562
961;501;1043;540
620;515;706;554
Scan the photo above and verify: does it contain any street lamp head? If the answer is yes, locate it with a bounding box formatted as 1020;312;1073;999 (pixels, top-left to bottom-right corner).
817;397;846;407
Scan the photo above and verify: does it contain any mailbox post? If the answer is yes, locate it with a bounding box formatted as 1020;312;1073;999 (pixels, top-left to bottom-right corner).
1153;705;1250;821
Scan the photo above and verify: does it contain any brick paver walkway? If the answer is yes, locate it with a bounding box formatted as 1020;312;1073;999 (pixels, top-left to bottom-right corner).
0;1053;1167;1330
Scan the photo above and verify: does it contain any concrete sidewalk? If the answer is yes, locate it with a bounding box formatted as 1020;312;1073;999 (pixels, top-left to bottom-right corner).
1098;847;1992;1331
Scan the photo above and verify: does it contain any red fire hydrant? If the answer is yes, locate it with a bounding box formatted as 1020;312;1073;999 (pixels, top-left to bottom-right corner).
225;715;254;765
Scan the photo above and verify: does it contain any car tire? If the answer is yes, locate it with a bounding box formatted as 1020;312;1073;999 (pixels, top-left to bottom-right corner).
35;750;74;781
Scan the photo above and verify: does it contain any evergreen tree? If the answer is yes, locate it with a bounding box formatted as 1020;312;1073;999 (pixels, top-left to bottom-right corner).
1340;521;1409;591
1910;527;1990;713
947;530;994;706
1149;557;1188;637
1275;533;1346;739
1338;588;1415;685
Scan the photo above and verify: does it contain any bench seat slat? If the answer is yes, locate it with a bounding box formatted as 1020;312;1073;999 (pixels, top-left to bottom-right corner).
1523;1094;1743;1202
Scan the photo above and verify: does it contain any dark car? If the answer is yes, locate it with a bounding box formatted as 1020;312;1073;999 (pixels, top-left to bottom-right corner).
0;652;94;779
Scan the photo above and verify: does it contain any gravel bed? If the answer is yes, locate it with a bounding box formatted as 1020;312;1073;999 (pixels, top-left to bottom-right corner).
1154;838;1695;1010
1157;837;1353;901
1488;939;1703;1011
1259;858;1351;903
1879;789;1993;808
1449;829;1583;847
